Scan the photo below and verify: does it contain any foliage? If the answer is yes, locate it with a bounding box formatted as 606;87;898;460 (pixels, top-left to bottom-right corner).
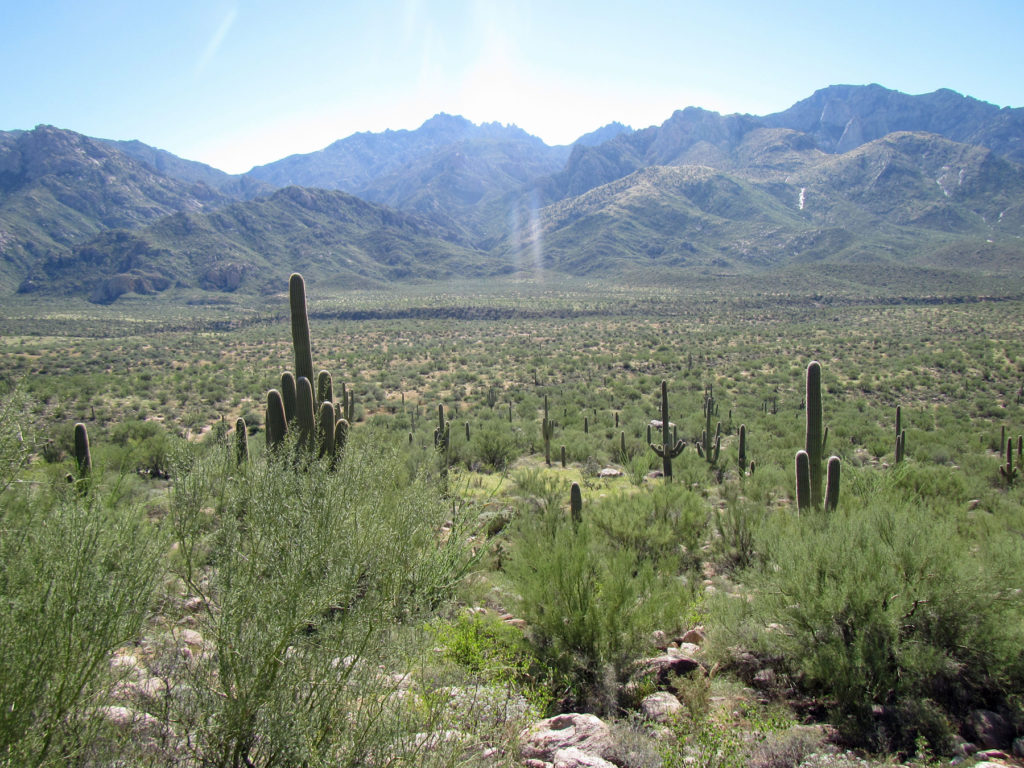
712;468;1024;753
0;476;165;766
166;430;476;767
506;504;694;713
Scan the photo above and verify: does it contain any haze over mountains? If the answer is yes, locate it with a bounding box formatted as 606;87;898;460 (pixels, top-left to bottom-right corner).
2;83;1024;302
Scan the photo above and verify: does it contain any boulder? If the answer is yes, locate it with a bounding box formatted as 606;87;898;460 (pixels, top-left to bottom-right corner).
640;691;684;723
552;746;617;767
637;653;702;686
965;709;1014;749
520;713;613;763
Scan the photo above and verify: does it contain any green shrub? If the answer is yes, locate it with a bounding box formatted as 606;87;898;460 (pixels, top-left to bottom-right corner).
0;481;165;766
506;506;694;713
168;429;477;767
713;470;1024;753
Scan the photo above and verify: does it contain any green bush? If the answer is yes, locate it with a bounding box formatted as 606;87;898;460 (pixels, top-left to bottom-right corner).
0;481;165;766
168;429;477;767
506;506;694;713
713;469;1024;753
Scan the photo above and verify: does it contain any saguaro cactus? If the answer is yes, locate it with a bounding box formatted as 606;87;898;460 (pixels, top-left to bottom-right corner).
335;418;350;458
805;361;828;507
795;450;811;512
697;386;721;464
235;417;248;465
74;422;92;478
434;404;451;474
570;482;583;525
280;372;297;424
296;376;316;455
317;370;333;407
649;380;685;480
824;456;841;511
738;424;747;473
542;396;555;467
290;273;314;385
266;389;288;450
1000;438;1018;484
318;402;335;459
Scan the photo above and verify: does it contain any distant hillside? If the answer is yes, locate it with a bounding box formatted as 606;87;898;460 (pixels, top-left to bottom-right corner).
0;126;230;291
535;85;1024;205
18;186;494;302
510;132;1024;283
97;138;272;199
763;84;1024;163
5;84;1024;302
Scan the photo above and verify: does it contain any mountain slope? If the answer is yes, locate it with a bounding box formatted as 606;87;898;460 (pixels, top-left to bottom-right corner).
20;186;494;302
763;84;1024;163
97;138;271;199
0;126;230;291
537;85;1024;206
513;132;1024;281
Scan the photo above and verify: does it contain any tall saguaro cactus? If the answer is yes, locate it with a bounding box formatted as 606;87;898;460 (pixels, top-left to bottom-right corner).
235;417;248;465
824;456;841;511
296;376;316;455
649;380;685;480
738;424;748;473
1000;438;1018;484
280;372;297;424
570;482;583;525
805;361;828;507
795;450;811;512
697;386;721;464
266;389;288;451
74;422;92;478
290;273;314;386
542;396;555;467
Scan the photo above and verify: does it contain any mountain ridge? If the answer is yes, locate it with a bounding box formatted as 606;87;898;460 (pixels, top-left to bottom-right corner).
4;84;1024;302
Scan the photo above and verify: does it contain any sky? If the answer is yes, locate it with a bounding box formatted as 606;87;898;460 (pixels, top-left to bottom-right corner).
3;0;1024;174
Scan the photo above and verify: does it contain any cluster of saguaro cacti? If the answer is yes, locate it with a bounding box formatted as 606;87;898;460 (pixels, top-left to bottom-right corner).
649;380;686;480
696;385;721;465
797;361;839;510
263;274;350;463
542;395;555;467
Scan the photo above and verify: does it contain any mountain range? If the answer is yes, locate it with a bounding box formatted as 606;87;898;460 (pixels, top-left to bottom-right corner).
3;83;1024;302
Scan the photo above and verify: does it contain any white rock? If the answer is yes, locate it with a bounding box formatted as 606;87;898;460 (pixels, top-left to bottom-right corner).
521;713;613;763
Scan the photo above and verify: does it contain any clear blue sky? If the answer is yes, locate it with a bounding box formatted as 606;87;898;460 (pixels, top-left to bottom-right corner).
3;0;1023;174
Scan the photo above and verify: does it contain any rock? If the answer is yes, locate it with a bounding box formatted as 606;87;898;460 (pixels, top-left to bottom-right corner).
669;643;701;657
752;668;777;690
178;628;204;648
552;746;618;767
640;691;683;723
1014;737;1024;758
650;630;669;650
598;468;623;478
976;749;1009;760
97;705;165;738
523;760;551;768
967;499;982;510
645;470;664;480
637;653;702;686
965;709;1014;749
520;713;613;763
680;627;706;645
